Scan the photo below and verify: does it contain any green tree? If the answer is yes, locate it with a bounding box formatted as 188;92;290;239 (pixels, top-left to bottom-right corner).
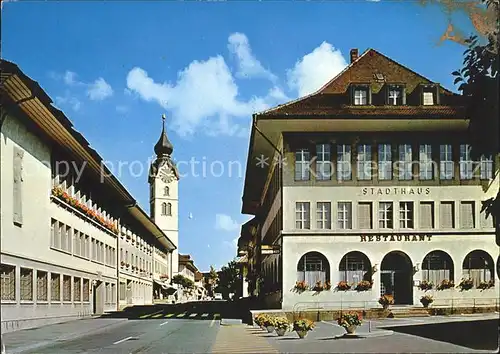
449;0;499;244
204;265;219;297
215;261;241;300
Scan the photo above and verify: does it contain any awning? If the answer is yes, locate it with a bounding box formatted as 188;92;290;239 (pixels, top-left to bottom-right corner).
153;280;177;295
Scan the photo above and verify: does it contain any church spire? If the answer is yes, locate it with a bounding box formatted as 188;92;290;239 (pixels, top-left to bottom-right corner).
154;114;174;157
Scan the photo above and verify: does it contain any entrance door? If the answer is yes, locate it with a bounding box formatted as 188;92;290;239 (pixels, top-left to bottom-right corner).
380;251;413;305
92;283;97;314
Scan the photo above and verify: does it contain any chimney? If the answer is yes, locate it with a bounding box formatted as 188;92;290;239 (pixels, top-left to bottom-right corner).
350;49;359;63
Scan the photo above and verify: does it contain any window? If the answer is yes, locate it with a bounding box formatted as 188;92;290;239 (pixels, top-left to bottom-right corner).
399;202;414;229
421;85;438;106
297;252;330;285
357;144;372;180
51;273;60;301
422;251;454;285
36;271;48;301
460;144;473;179
440;145;453;180
315;144;331;180
398;144;413;180
337;145;352;180
422;91;434;105
13;146;24;225
164;186;169;196
51;219;59;249
419;202;435;229
316;202;331;229
295;149;310;181
119;282;126;301
378;144;392;180
463;250;494;287
460;201;475;229
82;279;90;302
295;202;310;229
358;202;372;229
73;230;80;256
440;201;455;229
63;275;71;302
387;85;404;105
20;268;33;301
1;264;16;301
74;277;81;302
339;251;372;284
480;155;493;180
161;202;167;216
337;202;352;229
353;87;368;105
378;202;393;229
419;144;433;180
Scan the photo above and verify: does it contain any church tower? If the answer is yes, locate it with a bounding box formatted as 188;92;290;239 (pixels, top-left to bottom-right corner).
149;114;179;275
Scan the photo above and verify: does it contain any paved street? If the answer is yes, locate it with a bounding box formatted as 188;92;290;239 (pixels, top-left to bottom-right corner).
2;304;498;353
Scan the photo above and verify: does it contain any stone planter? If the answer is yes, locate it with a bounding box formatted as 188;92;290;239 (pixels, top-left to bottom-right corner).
345;325;357;334
266;326;275;333
296;330;308;339
382;304;389;310
275;328;287;336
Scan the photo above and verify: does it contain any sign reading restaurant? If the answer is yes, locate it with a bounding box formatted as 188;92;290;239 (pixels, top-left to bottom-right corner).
361;187;431;196
360;234;432;242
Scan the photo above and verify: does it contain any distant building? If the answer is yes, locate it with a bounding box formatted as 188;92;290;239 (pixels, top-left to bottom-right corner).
0;60;176;332
238;48;499;310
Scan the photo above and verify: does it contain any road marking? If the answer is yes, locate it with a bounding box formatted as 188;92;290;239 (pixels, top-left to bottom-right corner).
159;321;169;326
321;321;338;326
140;310;162;319
113;337;134;345
165;313;175;318
189;313;198;318
210;314;220;327
176;312;187;318
201;313;209;318
152;313;164;318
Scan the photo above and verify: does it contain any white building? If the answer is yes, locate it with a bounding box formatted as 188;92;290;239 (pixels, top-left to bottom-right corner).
0;60;176;332
239;48;500;311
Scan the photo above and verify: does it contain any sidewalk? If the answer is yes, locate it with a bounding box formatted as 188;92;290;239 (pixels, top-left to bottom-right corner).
1;318;128;354
211;325;279;354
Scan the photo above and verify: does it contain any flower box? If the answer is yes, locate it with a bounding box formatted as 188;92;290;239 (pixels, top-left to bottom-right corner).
355;280;372;291
418;280;434;291
477;280;495;290
458;278;474;291
436;279;454;290
294;280;308;292
312;281;325;292
336;281;351;291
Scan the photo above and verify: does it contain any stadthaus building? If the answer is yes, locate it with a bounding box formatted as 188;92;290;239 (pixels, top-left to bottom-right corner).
238;48;500;311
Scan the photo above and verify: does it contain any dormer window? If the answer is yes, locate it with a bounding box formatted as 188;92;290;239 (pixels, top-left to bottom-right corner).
351;85;371;105
420;84;440;106
386;85;405;105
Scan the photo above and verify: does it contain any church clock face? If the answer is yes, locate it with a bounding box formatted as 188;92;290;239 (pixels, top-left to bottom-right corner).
159;167;175;183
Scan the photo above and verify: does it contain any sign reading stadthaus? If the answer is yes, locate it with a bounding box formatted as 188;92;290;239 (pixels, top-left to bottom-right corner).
360;234;433;242
361;187;431;196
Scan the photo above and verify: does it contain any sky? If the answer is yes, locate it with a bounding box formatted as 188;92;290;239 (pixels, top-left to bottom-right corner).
1;0;476;272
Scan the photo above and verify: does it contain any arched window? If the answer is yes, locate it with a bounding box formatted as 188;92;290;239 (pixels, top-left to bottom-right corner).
166;203;172;216
161;202;167;216
339;251;372;284
462;250;494;287
297;251;330;285
164;186;169;196
422;250;454;285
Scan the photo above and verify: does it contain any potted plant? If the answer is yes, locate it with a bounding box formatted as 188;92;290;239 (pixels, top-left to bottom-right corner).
378;294;394;309
337;312;362;334
323;281;332;291
477;280;495;290
254;313;268;330
120;261;125;267
418;280;434;291
274;317;290;336
263;316;276;333
312;281;324;292
294;280;308;293
458;278;474;291
436;279;454;290
355;280;372;291
420;294;434;308
292;319;315;339
336;280;351;291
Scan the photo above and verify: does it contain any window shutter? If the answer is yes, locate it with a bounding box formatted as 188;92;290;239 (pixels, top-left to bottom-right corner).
402;87;407;105
434;85;440;105
368;87;372;105
440;202;454;229
460;201;475;229
480;210;494;228
13;147;24;225
419;202;434;229
358;202;372;229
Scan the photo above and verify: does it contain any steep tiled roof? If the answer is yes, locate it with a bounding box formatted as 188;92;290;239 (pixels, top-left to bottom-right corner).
257;48;465;118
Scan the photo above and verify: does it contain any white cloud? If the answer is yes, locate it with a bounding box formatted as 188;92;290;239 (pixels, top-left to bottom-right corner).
287;41;348;97
87;78;114;101
215;214;240;232
126;57;285;137
55;92;81;112
116;105;129;113
64;71;78;85
228;32;276;82
223;238;238;250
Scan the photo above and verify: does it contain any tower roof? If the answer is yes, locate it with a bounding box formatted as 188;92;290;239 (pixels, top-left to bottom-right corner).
154;114;174;157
